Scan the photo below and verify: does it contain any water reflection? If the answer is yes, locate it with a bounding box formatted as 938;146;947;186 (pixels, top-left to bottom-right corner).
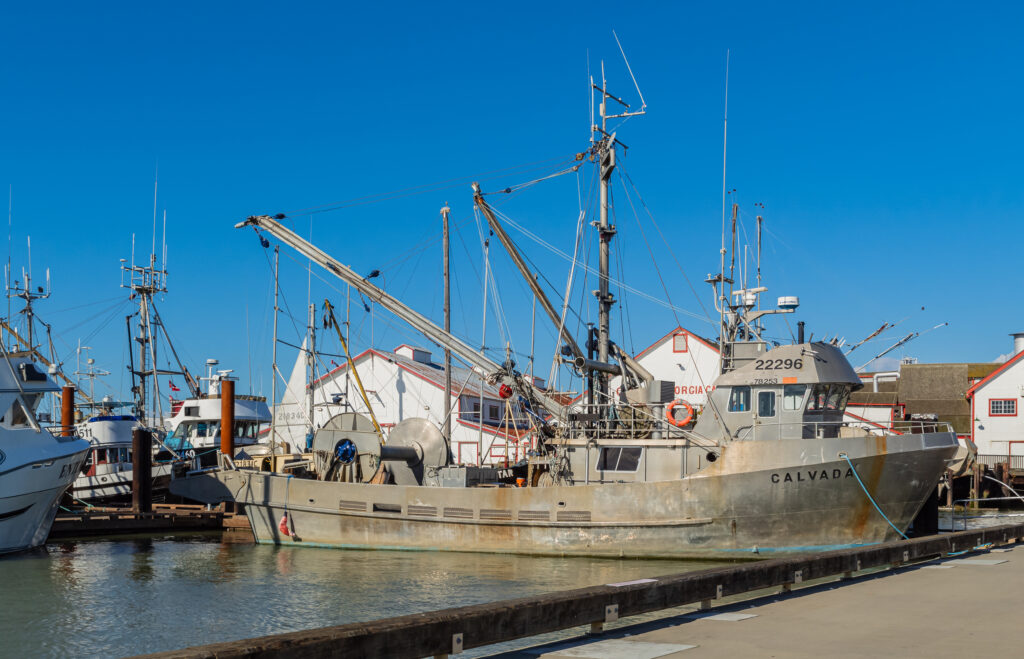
0;535;728;657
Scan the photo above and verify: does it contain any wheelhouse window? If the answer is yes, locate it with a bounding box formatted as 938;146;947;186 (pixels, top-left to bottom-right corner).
597;447;642;472
728;386;751;412
806;384;851;412
990;399;1017;416
783;384;806;410
487;404;501;422
757;391;776;417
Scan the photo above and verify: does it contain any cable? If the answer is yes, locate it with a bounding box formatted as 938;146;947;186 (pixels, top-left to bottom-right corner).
839;452;909;540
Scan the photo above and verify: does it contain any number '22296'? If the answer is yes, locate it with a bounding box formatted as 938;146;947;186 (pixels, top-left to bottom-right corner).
754;358;803;370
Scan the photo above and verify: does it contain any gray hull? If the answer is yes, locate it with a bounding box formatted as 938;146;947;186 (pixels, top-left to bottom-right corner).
174;431;957;558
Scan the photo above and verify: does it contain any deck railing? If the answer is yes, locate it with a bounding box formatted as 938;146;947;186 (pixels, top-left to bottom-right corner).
736;419;954;442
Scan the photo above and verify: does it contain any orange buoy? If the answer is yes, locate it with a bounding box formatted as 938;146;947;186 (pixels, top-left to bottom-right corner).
666;400;694;427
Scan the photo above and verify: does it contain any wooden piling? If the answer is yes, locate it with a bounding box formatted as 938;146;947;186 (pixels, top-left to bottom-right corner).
132;427;153;513
221;378;235;457
61;385;75;437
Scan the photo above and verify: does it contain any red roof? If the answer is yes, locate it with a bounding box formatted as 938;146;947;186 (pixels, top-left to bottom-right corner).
965;350;1024;399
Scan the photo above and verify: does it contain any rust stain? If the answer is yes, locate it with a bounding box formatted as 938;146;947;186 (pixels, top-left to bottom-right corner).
850;437;889;538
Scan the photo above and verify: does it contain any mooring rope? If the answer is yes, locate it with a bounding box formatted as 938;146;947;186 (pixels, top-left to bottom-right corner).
839;452;909;540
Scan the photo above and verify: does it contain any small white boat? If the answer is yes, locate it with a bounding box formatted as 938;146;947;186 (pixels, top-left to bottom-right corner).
164;361;271;468
70;401;179;503
0;352;89;554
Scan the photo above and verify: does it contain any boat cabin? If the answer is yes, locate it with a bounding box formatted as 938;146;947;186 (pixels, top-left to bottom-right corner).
559;342;863;485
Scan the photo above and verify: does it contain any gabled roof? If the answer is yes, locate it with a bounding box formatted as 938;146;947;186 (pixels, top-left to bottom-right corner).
634;325;720;361
966;350;1024;399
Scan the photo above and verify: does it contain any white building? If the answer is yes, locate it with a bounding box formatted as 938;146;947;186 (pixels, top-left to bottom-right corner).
966;334;1024;462
609;326;721;407
274;344;535;466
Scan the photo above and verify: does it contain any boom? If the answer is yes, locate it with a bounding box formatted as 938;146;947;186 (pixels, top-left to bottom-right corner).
236;215;567;418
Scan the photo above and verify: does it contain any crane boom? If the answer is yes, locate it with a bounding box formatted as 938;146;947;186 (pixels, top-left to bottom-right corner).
236;215;567;418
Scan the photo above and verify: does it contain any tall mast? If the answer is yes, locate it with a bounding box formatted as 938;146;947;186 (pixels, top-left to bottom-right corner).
595;64;614;404
269;245;280;455
441;203;452;442
307;302;316;434
590;62;644;404
6;237;51;352
122;246;168;423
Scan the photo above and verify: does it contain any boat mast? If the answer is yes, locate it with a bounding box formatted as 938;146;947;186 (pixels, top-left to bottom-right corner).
307;302;316;435
270;245;280;455
441;203;452;443
6;238;50;352
122;249;167;424
590;63;644;405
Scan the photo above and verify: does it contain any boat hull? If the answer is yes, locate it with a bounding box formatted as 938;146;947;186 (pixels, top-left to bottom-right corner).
0;449;88;554
172;431;957;558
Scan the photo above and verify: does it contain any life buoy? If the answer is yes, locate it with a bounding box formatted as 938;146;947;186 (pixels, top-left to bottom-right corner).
666;400;694;427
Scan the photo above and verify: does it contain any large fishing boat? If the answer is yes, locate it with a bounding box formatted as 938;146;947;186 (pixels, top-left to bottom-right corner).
171;72;960;558
0;352;89;553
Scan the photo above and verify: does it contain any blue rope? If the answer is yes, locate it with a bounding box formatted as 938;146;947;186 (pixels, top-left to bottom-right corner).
839;452;909;540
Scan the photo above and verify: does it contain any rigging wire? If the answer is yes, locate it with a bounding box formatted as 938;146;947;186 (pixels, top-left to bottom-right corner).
275;154;580;219
488;204;710;323
618;166;713;322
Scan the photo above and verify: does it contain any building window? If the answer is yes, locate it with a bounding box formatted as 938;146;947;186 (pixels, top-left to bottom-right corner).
672;332;689;353
728;386;750;412
462;400;481;422
597;447;643;472
990;399;1017;416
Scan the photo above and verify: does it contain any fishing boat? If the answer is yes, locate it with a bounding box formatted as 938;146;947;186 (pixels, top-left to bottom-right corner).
164;360;271;468
171;71;960;558
0;352;89;553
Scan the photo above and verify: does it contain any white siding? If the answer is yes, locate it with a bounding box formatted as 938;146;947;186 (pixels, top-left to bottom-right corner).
610;328;721;407
972;355;1024;458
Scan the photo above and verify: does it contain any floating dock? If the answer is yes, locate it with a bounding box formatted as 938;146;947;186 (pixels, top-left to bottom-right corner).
134;523;1023;658
48;504;245;539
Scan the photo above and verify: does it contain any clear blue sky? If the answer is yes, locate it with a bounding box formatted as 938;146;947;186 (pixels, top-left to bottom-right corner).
2;1;1022;404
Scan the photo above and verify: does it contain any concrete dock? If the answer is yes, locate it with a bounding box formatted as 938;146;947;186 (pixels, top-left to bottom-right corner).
491;545;1021;658
137;524;1020;659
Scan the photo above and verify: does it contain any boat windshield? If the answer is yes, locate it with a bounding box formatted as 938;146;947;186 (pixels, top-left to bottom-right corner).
806;384;851;412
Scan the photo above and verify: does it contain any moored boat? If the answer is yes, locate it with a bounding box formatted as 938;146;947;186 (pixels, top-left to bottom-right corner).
0;353;89;554
171;70;959;558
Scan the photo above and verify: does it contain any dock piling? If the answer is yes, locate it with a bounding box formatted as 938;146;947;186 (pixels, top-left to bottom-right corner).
132;428;153;513
61;385;75;436
221;378;235;457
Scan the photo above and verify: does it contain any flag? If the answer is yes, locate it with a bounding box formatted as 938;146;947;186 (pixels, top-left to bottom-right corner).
168;381;180;392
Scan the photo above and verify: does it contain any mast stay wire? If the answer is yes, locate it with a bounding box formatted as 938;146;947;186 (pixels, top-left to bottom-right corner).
614;165;729;435
278;155;581;219
489;204;710;324
617;166;714;322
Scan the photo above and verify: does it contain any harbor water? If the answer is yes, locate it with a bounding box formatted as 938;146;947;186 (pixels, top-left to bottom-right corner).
1;534;728;657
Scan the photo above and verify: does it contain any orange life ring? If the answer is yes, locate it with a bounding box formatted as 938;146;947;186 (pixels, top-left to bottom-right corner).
666;400;694;427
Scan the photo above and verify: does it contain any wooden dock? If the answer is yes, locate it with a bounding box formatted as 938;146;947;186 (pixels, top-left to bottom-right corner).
133;523;1024;659
48;503;249;539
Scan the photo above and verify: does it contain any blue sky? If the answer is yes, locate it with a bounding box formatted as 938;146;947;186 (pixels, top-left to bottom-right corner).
2;2;1022;404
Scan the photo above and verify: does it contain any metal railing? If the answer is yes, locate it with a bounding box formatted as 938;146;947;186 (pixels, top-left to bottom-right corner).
736;419;954;442
977;454;1024;470
951;497;1024;531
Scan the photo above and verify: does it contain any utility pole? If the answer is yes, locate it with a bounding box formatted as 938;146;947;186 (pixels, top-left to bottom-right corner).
441;203;452;442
